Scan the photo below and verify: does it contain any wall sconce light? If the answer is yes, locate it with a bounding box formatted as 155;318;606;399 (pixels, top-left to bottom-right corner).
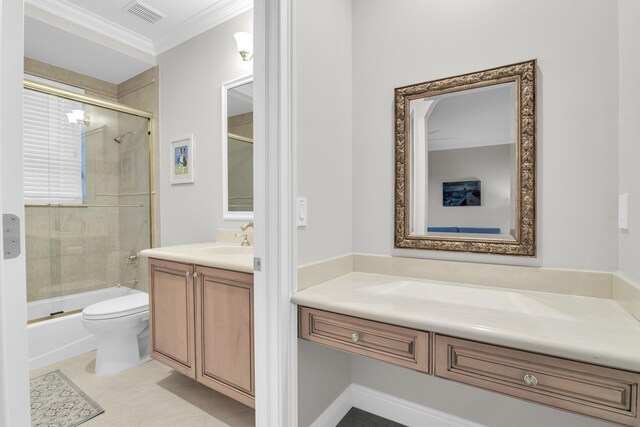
66;109;90;127
234;32;253;61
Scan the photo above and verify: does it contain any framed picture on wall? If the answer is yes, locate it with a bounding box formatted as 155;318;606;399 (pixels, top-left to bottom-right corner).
170;135;194;185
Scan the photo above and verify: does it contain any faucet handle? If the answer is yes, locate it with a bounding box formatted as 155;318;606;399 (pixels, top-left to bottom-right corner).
235;232;251;247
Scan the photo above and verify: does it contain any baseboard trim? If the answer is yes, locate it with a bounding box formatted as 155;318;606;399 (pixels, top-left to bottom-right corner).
309;385;353;427
352;384;484;427
310;383;485;427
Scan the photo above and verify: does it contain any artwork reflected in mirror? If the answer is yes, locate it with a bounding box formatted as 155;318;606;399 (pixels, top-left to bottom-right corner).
395;61;536;256
442;181;481;207
223;77;253;219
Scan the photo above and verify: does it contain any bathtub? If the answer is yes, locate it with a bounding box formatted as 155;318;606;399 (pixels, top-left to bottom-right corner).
28;286;141;370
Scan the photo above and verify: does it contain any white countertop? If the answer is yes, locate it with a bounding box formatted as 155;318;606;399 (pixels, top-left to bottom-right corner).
140;242;254;274
291;272;640;372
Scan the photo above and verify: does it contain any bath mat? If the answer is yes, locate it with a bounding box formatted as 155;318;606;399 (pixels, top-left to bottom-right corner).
30;369;104;427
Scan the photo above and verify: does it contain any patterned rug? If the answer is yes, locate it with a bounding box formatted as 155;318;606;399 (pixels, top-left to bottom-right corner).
30;370;104;427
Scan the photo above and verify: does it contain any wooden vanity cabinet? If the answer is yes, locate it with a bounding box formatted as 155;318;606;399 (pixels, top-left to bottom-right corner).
148;258;254;408
195;265;254;407
434;335;640;427
298;305;640;426
149;258;196;378
299;307;431;373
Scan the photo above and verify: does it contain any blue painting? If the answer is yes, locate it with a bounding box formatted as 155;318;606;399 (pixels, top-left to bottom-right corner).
174;145;189;175
443;180;481;206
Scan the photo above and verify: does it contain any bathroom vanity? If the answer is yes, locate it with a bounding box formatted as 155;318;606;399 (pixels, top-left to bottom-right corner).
293;270;640;426
141;243;254;408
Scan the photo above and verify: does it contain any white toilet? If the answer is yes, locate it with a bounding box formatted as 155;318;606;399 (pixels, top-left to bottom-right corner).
82;291;150;375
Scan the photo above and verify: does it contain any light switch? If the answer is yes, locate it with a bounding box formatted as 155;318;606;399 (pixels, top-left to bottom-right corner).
619;194;629;229
297;197;307;227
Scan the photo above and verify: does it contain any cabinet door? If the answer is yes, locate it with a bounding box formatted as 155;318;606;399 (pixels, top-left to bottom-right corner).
149;258;196;378
195;266;254;408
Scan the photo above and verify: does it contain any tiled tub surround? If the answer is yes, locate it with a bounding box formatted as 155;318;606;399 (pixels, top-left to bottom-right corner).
294;255;640;425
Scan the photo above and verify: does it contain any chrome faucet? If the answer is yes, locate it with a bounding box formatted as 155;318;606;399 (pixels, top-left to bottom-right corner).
240;221;254;231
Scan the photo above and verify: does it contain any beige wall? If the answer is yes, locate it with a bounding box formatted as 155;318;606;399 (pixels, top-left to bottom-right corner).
116;67;159;293
25;57;117;101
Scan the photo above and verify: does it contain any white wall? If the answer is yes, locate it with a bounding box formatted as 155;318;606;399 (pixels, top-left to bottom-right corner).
351;0;619;270
296;0;353;266
298;341;351;427
618;0;640;284
158;11;253;246
295;0;354;424
427;145;512;234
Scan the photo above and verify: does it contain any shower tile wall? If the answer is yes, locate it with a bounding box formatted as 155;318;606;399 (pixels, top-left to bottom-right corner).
116;66;159;294
24;60;158;304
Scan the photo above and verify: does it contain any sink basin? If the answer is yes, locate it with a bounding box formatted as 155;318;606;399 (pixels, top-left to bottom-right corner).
199;246;253;256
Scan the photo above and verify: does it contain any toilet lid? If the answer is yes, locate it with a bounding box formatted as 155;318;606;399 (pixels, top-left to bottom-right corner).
83;292;149;320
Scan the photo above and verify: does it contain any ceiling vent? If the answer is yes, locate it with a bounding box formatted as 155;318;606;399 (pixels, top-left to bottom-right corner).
123;1;166;25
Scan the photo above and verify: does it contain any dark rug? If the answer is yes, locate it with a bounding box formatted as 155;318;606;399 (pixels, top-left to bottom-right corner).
337;407;406;427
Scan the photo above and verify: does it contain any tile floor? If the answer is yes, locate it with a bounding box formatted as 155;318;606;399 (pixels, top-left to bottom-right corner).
30;352;255;427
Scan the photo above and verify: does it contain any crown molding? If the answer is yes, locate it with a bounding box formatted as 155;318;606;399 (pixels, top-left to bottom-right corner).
26;0;253;59
26;0;155;56
153;0;253;55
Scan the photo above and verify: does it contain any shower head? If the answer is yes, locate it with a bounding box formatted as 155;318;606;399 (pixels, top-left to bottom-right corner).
114;130;137;143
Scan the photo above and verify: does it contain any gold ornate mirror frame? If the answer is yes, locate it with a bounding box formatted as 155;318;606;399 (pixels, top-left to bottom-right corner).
394;60;536;256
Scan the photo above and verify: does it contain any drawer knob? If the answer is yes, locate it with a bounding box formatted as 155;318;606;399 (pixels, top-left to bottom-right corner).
351;333;360;342
523;374;538;386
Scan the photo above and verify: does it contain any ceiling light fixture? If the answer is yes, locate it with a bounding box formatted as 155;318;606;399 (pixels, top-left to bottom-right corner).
234;32;253;61
66;109;90;127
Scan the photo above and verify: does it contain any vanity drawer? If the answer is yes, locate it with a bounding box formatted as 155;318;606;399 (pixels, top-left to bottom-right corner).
435;335;640;426
299;307;430;373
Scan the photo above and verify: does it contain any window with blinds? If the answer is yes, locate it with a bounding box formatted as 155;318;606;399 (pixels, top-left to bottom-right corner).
23;88;84;204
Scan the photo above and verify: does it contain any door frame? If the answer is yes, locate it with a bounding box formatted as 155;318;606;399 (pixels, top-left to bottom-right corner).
253;0;298;425
0;0;30;425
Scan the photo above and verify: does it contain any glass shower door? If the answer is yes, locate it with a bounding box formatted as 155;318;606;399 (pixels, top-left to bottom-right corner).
24;83;152;322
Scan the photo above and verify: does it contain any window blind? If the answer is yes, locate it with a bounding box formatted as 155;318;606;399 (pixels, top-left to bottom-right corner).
23;88;84;204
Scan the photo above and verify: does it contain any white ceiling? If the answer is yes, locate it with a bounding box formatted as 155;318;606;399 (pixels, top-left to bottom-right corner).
24;0;252;84
421;83;516;151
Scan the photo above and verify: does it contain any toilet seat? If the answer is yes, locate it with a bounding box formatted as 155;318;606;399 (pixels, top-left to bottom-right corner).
83;292;149;320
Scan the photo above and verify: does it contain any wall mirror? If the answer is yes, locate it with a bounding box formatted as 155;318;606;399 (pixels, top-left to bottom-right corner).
394;60;536;256
222;75;253;220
